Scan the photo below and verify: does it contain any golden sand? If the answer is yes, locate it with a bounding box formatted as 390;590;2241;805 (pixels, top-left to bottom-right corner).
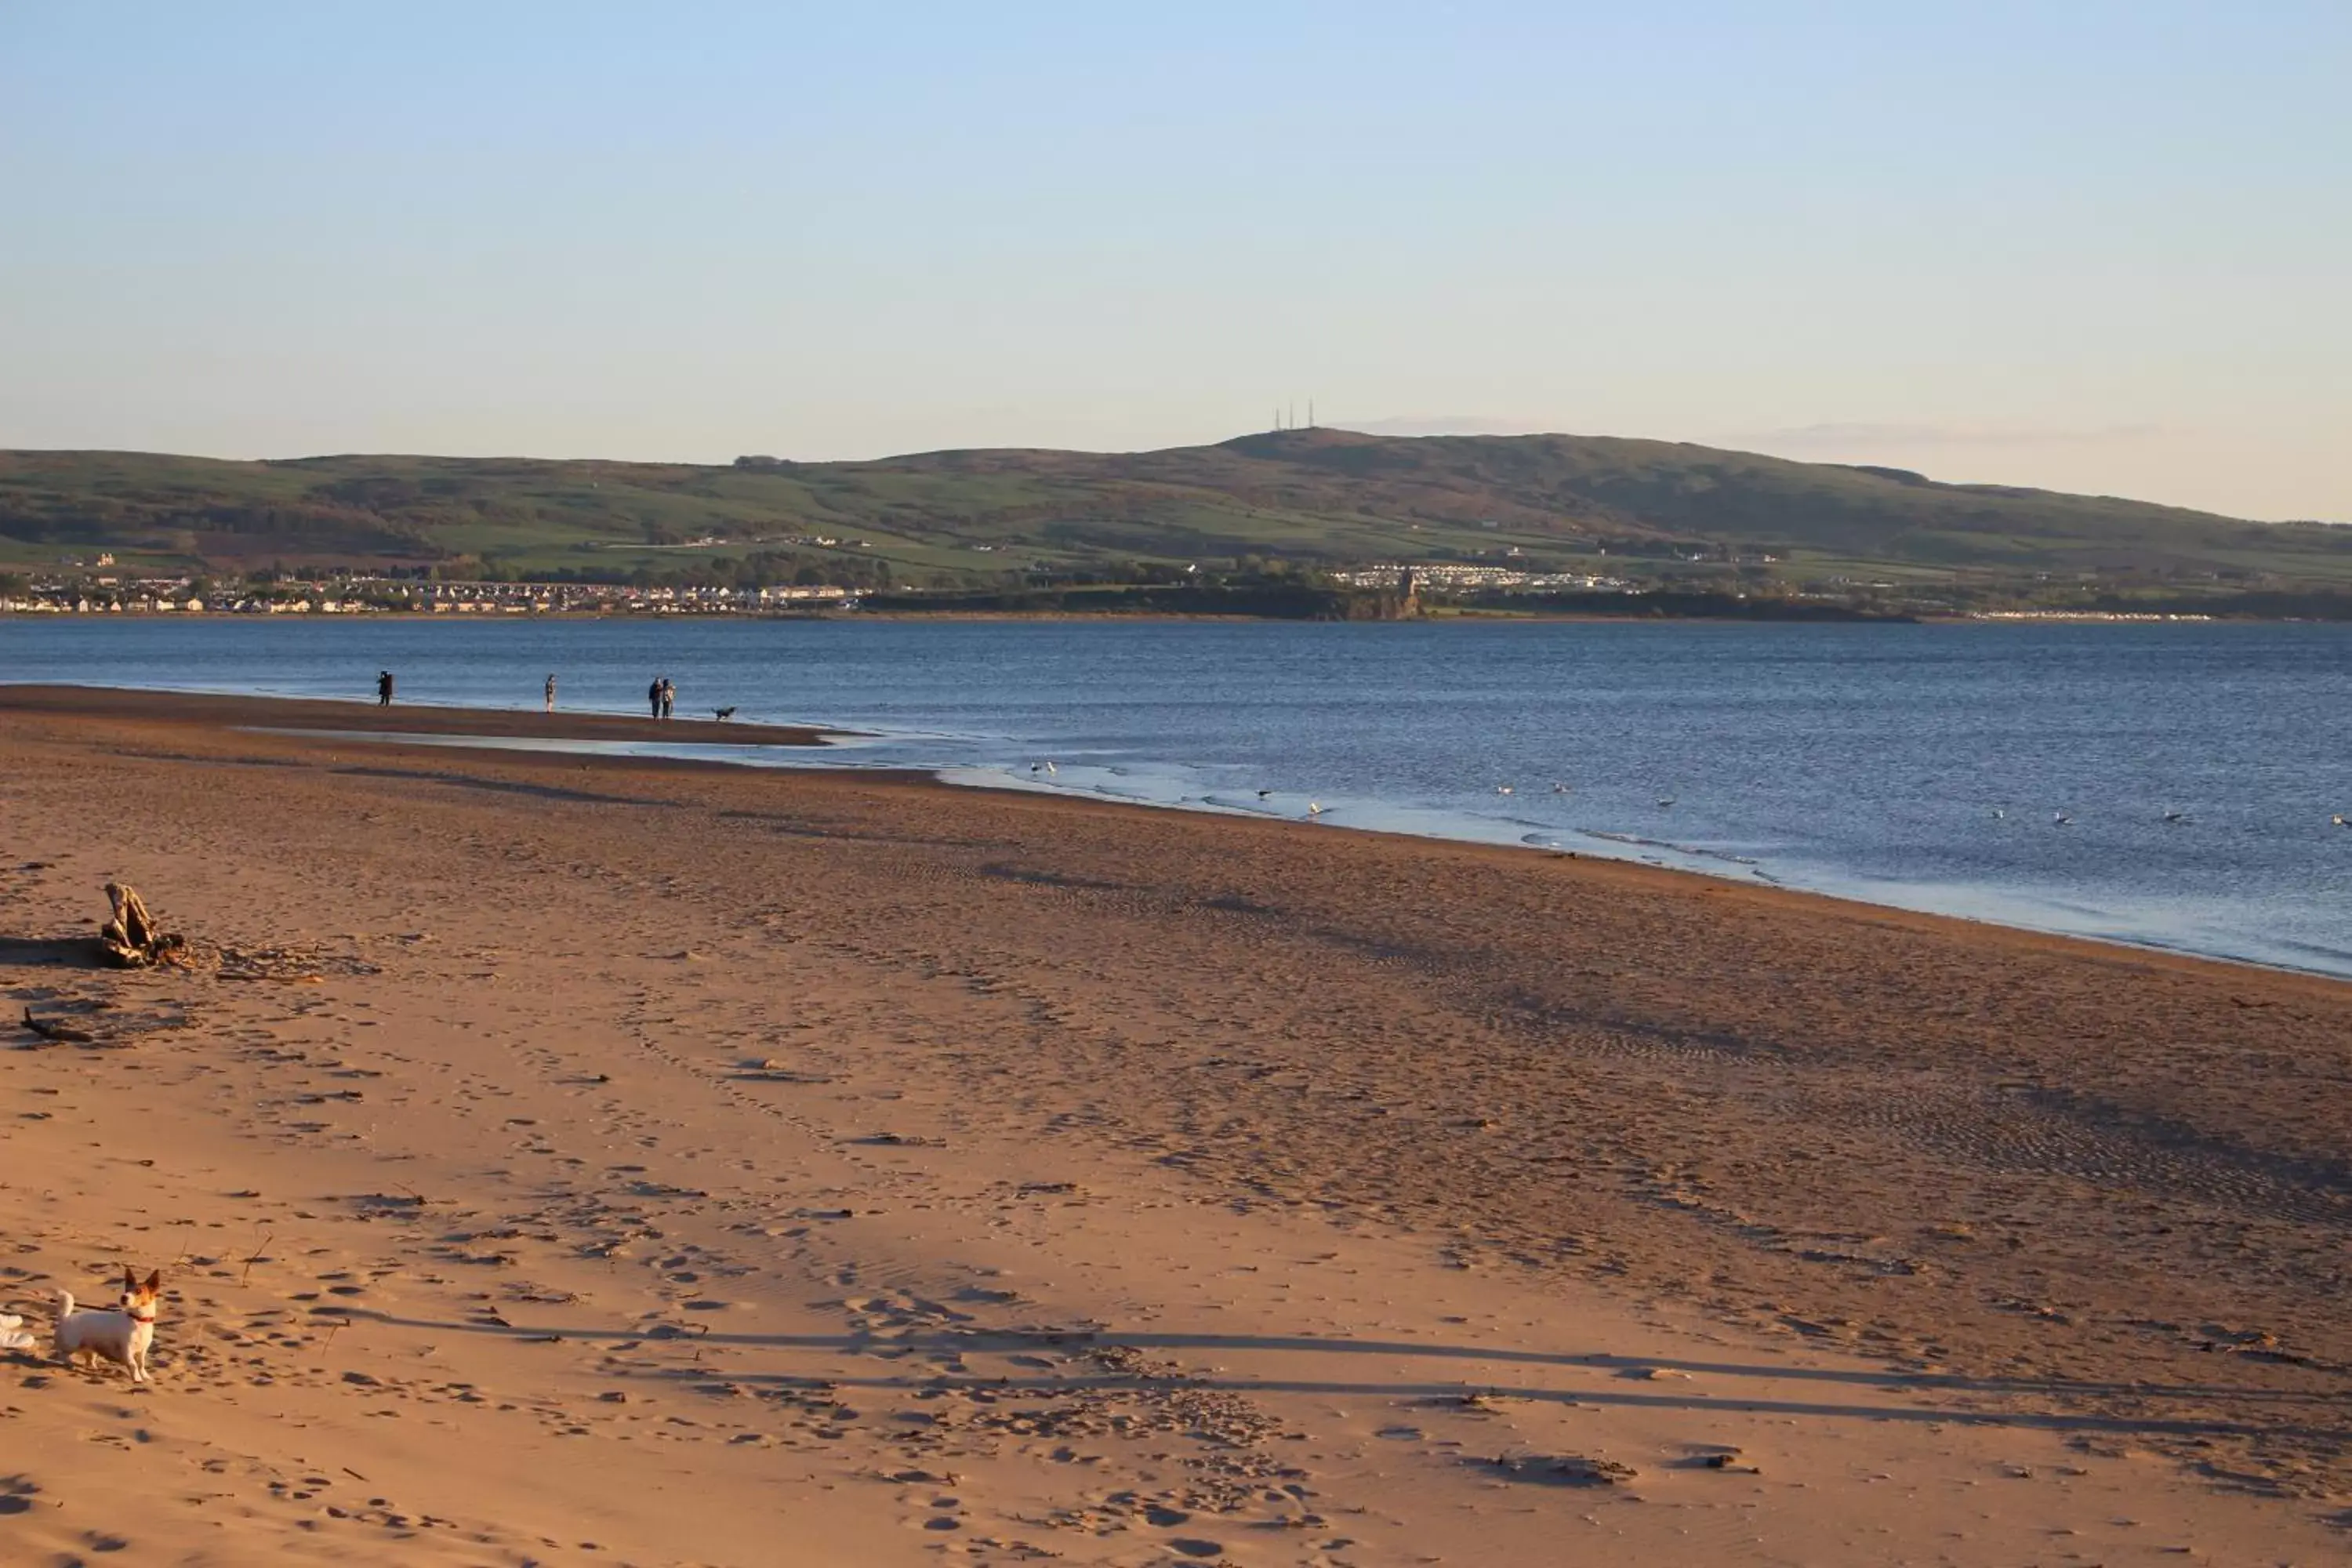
2;689;2346;1565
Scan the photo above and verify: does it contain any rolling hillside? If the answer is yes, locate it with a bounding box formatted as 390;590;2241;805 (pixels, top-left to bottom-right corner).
3;430;2347;590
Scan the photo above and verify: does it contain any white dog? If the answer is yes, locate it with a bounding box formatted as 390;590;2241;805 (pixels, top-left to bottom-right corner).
56;1267;162;1383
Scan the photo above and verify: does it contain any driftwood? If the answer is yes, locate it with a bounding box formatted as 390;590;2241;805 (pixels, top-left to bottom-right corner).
20;1007;96;1044
97;882;184;967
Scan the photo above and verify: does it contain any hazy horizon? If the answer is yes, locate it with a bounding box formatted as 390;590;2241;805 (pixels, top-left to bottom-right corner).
4;3;2345;521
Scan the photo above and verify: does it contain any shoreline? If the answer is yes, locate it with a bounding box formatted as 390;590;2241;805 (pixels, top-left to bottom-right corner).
17;606;2338;623
3;695;2349;1562
7;681;2339;985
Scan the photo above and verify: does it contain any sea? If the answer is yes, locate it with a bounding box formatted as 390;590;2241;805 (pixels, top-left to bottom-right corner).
4;616;2347;978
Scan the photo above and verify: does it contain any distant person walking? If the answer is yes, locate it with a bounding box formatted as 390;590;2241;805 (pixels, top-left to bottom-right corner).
659;677;676;720
544;673;557;713
376;670;394;707
648;676;663;719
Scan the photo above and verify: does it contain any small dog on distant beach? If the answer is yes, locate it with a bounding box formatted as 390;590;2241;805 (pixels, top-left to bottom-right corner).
56;1267;162;1383
712;706;737;721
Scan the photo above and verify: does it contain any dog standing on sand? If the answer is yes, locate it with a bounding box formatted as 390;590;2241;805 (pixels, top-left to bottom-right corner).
56;1266;162;1383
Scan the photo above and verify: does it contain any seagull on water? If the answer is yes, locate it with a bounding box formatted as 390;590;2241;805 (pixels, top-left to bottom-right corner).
1990;808;2006;819
1307;801;1327;817
1495;784;1514;796
1551;782;1570;794
2161;809;2191;824
1256;789;1272;799
2333;814;2349;828
1656;796;1676;809
2053;811;2073;826
1028;760;1057;777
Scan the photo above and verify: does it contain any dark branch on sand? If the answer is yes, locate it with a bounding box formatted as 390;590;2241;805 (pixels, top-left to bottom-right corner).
20;1008;96;1044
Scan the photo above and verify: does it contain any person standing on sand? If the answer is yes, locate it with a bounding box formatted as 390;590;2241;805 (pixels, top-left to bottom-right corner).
376;670;394;707
648;676;662;719
659;677;676;720
544;673;557;713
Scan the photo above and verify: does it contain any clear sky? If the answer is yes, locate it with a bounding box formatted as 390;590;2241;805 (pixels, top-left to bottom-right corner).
2;2;2345;518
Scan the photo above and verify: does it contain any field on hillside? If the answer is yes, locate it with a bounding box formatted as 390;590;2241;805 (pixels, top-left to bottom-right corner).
5;430;2349;593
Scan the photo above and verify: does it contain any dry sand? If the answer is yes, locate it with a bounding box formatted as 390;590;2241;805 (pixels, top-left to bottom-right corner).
1;688;2346;1566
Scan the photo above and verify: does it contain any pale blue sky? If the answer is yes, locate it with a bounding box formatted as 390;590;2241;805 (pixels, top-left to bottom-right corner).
3;2;2345;517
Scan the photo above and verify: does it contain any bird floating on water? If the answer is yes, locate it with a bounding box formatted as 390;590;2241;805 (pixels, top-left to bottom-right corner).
1990;808;2006;819
2053;811;2073;826
1495;784;1514;796
1307;801;1327;817
1656;797;1676;809
1552;782;1570;794
2162;810;2191;824
2333;814;2349;828
1256;789;1272;799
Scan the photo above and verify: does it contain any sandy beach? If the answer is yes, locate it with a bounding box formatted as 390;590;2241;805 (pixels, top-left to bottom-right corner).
2;687;2347;1566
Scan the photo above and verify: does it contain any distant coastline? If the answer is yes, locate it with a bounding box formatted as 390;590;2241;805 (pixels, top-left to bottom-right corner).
18;600;2352;623
14;580;2352;623
9;434;2350;628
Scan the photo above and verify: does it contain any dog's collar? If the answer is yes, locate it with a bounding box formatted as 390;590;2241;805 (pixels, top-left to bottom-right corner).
125;1311;157;1324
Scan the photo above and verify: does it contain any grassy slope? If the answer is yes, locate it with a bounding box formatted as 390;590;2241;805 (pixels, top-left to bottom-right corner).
3;430;2347;586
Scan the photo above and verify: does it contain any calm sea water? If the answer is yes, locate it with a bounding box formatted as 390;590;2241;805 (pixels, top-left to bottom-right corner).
5;617;2348;978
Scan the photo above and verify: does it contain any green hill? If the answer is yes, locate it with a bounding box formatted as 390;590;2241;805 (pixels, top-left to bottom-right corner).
4;430;2347;593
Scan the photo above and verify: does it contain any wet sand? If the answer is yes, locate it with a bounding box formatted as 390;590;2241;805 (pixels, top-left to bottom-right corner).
0;683;834;746
2;688;2347;1566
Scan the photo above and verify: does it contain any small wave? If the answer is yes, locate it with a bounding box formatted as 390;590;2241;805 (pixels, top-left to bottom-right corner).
1570;827;1756;866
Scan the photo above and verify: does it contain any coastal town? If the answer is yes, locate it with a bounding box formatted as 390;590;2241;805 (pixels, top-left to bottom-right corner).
2;561;1637;616
0;571;858;616
0;567;2230;622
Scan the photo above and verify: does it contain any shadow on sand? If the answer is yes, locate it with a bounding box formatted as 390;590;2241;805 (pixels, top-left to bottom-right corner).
323;1308;2348;1445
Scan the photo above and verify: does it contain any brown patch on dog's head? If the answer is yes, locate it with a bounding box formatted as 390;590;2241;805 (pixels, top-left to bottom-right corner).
118;1267;161;1310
